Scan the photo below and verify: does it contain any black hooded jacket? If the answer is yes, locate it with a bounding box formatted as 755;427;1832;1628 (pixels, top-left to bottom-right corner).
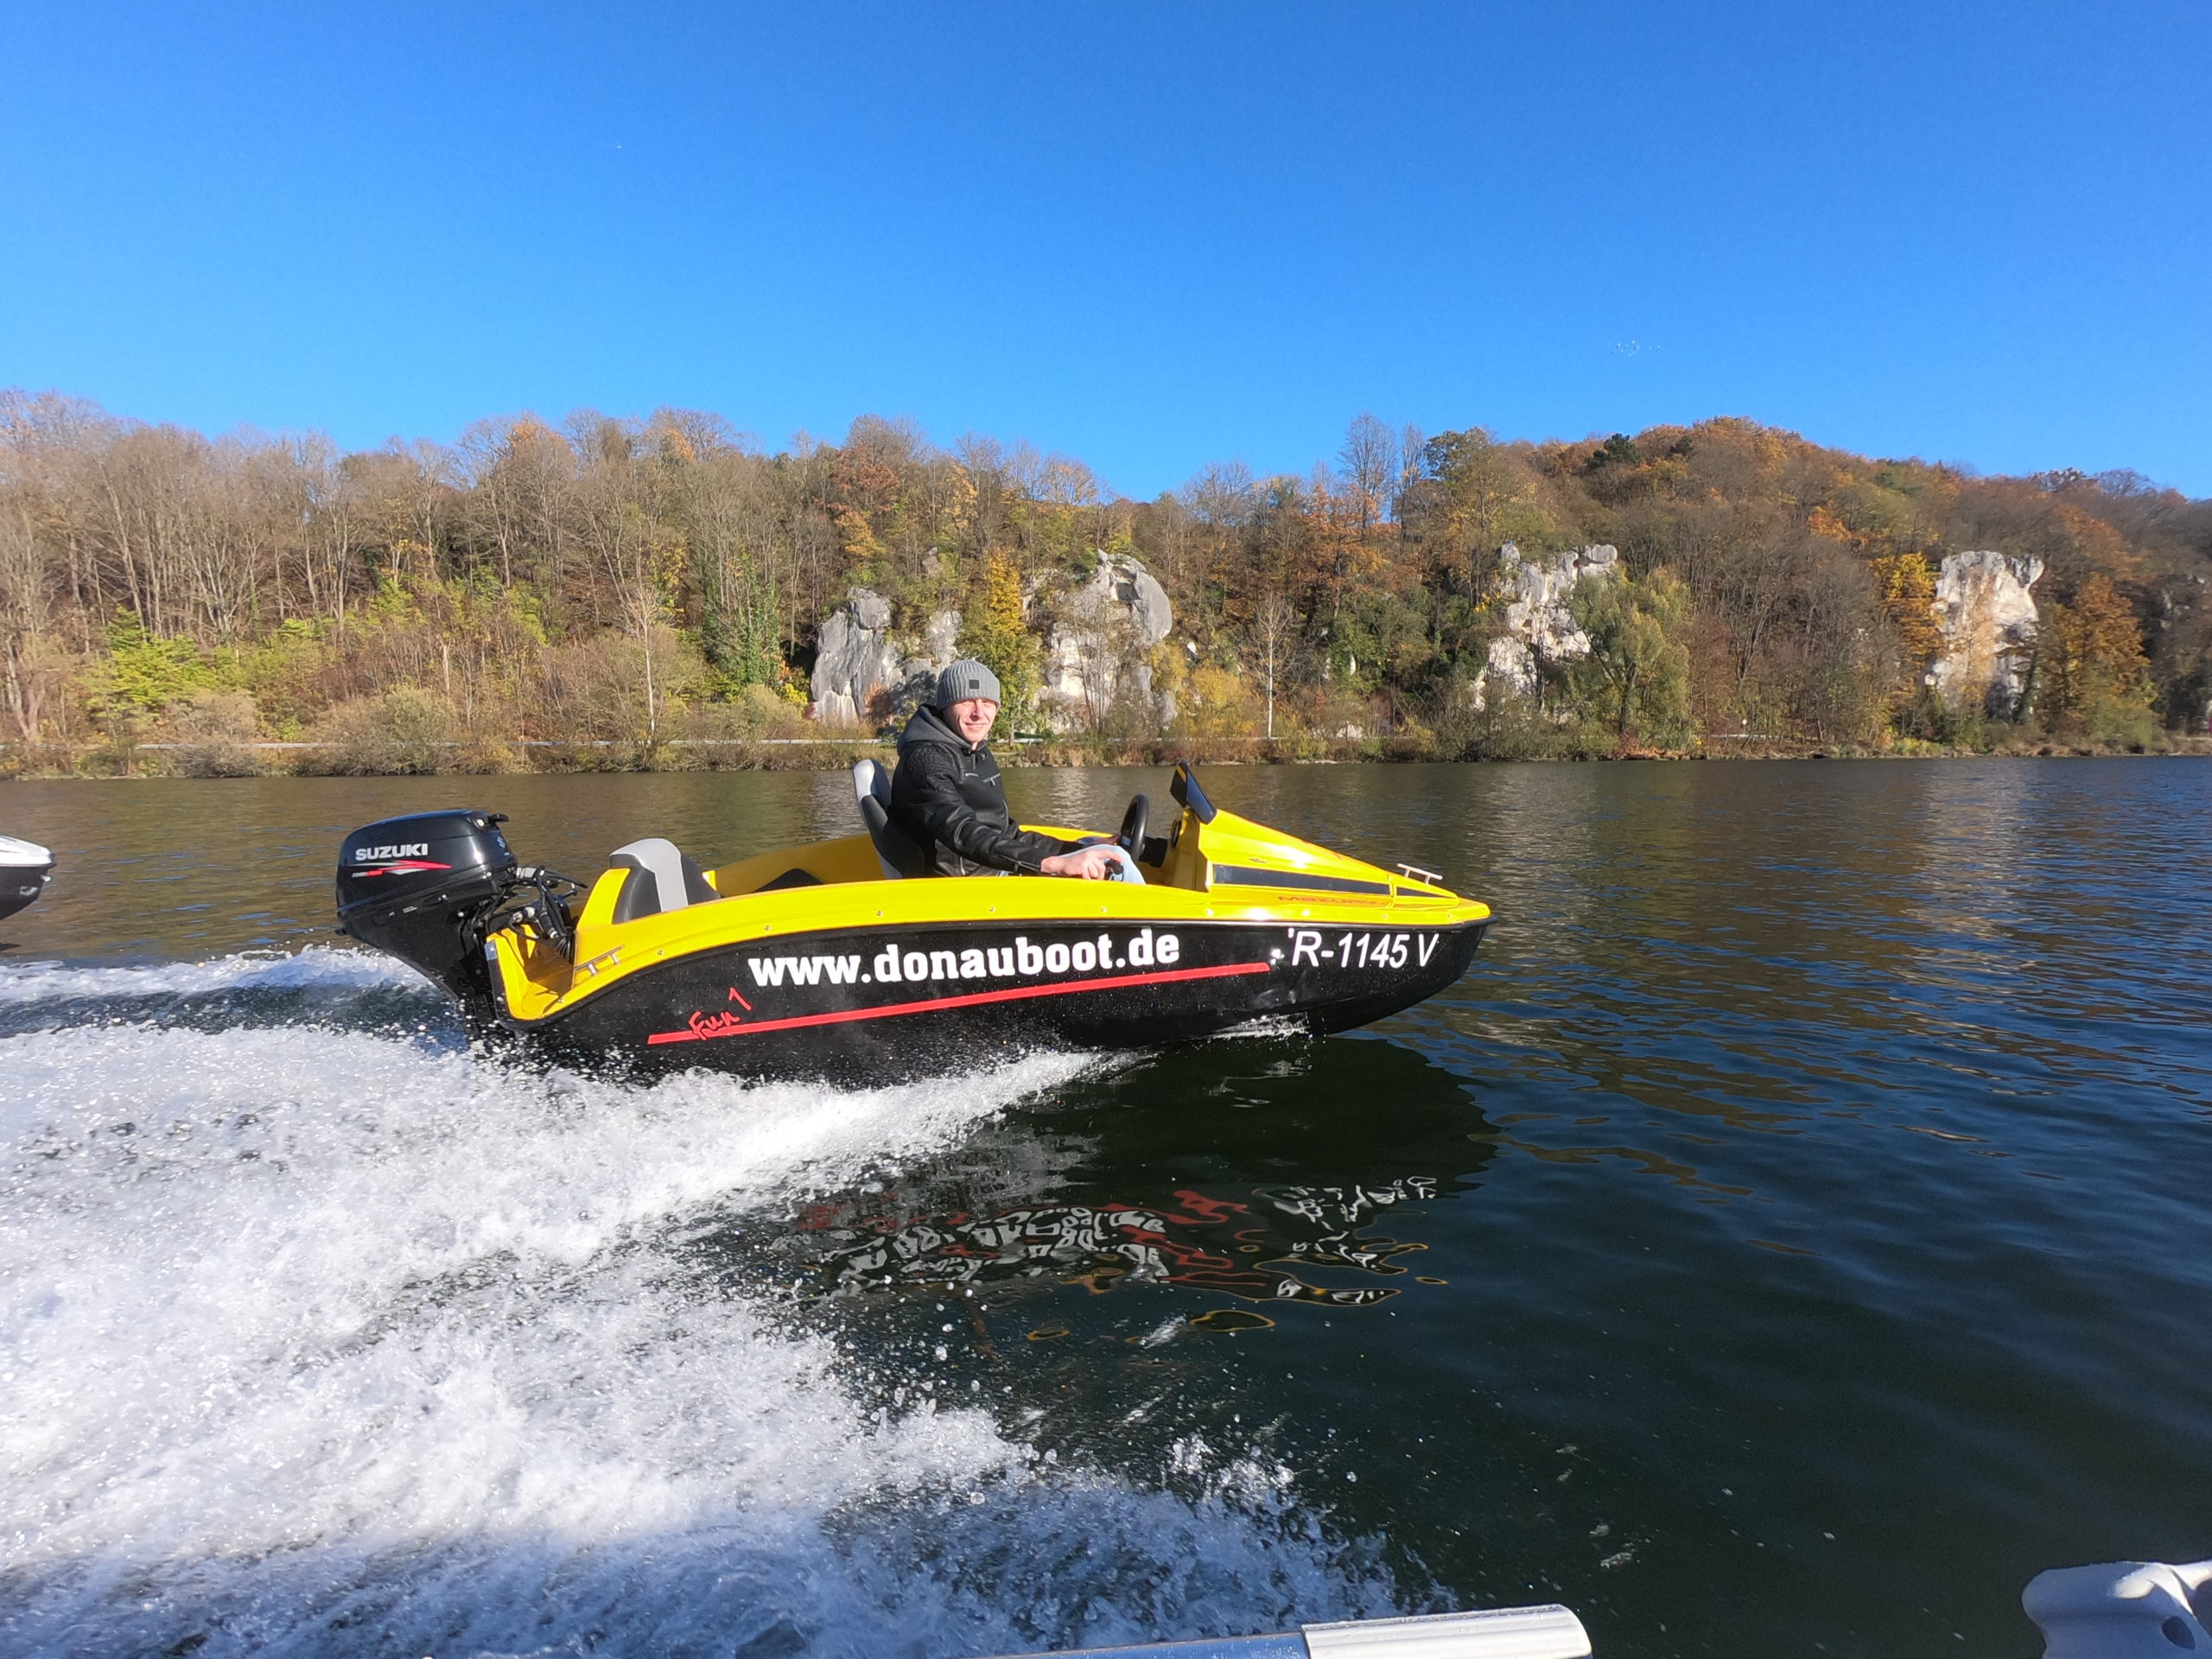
890;704;1076;876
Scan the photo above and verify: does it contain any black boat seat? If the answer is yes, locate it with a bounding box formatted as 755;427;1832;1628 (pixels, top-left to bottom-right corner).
852;759;930;880
608;837;719;924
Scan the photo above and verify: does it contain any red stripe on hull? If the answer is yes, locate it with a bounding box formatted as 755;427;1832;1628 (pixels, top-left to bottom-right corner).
645;959;1273;1046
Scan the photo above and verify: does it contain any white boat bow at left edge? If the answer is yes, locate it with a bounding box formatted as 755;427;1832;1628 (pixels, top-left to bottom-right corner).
0;834;54;923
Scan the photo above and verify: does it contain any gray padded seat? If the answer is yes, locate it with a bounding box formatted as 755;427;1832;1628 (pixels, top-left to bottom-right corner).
608;837;719;924
852;759;930;880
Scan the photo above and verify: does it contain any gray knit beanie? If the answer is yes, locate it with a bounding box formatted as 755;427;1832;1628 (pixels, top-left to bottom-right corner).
936;658;1002;708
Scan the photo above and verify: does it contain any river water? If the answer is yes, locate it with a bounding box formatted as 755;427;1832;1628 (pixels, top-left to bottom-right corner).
2;760;2207;1659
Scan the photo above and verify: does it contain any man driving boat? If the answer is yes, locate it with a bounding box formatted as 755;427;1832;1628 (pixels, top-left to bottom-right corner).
890;659;1140;881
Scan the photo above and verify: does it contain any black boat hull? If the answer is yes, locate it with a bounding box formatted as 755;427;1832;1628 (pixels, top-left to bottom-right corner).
489;915;1488;1082
0;872;49;924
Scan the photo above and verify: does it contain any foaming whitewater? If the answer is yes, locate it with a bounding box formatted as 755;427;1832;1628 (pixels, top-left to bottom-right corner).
1;954;1401;1659
0;944;417;1003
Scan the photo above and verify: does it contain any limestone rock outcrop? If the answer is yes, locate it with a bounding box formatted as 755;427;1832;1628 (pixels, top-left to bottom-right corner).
922;609;962;667
887;610;963;721
810;588;964;727
1474;543;1620;707
1930;551;2043;717
810;588;901;726
1040;552;1174;730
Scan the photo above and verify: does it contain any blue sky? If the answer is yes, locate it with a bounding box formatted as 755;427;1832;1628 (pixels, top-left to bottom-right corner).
2;3;2206;496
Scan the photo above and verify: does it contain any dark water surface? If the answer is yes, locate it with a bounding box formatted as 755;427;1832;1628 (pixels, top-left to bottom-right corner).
3;760;2208;1659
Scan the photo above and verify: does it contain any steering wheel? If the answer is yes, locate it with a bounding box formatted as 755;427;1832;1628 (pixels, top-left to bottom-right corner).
1114;793;1150;859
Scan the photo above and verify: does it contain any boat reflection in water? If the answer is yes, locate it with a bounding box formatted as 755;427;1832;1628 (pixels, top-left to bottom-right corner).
748;1034;1499;1335
799;1176;1444;1310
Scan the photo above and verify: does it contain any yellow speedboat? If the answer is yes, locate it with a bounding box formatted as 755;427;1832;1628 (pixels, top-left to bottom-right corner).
335;764;1491;1080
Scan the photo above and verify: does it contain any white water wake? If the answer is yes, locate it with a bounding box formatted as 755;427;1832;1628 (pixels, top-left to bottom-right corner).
0;942;420;1004
0;956;1398;1659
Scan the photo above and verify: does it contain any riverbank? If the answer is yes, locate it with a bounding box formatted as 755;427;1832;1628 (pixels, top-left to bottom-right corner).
4;728;2208;779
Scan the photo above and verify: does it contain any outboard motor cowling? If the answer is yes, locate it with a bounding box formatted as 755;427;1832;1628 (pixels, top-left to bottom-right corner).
336;810;516;1000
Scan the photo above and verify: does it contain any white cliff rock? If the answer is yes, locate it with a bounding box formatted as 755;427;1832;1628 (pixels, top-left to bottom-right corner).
1474;543;1620;708
1930;550;2043;717
1041;552;1175;730
924;609;963;665
812;589;968;728
887;608;964;721
810;588;903;725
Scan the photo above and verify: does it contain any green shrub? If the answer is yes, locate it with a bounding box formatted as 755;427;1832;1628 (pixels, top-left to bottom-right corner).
162;689;266;778
307;686;456;774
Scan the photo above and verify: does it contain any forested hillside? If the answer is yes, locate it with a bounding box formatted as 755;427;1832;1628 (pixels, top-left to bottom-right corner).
2;389;2206;773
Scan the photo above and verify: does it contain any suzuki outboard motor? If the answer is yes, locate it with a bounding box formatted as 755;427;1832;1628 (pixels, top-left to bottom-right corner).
335;810;518;1001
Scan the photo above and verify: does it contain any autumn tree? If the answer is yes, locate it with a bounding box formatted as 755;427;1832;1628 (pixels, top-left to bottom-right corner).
658;418;787;695
1396;427;1551;677
1853;548;1944;736
1337;413;1400;533
1173;460;1257;650
572;423;691;741
1869;552;1942;670
1565;569;1694;743
2035;575;2153;739
956;549;1040;732
1253;588;1297;740
1410;428;1546;580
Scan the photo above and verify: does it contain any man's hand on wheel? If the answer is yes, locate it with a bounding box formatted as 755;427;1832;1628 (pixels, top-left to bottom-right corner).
1039;845;1120;880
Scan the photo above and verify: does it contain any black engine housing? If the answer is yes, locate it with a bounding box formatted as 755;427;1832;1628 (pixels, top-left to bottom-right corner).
336;810;516;1000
